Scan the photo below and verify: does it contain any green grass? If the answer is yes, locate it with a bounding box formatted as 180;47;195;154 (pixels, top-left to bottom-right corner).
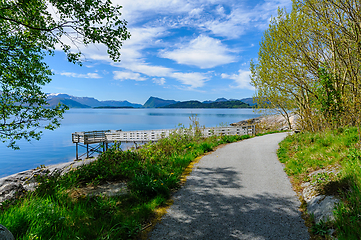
0;122;252;239
277;127;361;239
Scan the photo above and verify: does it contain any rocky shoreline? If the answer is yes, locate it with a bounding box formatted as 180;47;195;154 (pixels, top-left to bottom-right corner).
0;158;96;204
231;113;299;132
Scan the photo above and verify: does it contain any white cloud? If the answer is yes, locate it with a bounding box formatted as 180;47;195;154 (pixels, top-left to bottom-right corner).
52;0;292;64
153;78;166;85
113;71;146;81
160;35;235;68
51;0;292;94
81;26;167;64
171;72;208;88
124;63;173;77
125;27;167;48
198;1;292;39
216;5;225;15
60;72;102;79
203;14;249;39
115;0;195;23
221;70;254;90
189;8;203;17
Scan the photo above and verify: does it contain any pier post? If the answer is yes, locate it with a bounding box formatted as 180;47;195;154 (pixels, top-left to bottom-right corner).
86;144;89;159
76;143;79;160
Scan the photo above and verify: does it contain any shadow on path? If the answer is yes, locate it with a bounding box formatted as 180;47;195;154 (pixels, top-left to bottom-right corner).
148;133;309;240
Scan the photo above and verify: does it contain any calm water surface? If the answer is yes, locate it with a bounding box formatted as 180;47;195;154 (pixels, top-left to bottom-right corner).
0;108;261;178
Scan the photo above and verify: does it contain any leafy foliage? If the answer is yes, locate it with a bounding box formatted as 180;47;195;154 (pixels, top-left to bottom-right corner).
0;0;130;148
251;0;361;132
316;67;343;128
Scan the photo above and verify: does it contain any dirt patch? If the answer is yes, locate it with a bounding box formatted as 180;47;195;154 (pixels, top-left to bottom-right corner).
68;181;128;199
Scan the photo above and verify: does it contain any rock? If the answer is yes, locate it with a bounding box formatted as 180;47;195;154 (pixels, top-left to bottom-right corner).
230;116;263;126
307;195;340;223
231;114;300;132
302;182;319;202
301;167;342;225
0;158;98;204
0;183;26;203
0;224;15;240
23;182;39;192
309;168;340;179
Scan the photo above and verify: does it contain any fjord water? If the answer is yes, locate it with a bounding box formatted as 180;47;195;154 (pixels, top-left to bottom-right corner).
0;108;261;178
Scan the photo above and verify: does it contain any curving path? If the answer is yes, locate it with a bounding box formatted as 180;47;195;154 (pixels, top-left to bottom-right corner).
148;132;309;240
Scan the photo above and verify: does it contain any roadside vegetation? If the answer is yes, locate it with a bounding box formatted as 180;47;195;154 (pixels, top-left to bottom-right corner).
0;120;251;239
278;128;361;239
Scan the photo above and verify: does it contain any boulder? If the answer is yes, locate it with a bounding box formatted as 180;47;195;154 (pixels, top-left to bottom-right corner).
0;183;26;203
0;224;15;240
307;195;340;223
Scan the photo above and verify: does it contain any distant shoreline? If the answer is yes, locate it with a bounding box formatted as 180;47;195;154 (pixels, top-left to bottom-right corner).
93;106;134;109
92;107;253;109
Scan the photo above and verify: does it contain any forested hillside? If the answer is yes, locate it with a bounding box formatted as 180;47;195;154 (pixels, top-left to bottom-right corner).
161;100;251;108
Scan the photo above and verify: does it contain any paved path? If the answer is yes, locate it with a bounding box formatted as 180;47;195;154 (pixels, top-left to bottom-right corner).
148;133;309;240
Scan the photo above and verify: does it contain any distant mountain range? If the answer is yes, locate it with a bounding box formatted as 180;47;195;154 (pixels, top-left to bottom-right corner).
161;100;251;109
46;94;256;109
46;93;143;108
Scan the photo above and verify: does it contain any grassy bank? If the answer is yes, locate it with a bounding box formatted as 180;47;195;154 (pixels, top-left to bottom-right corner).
0;123;251;239
278;127;361;239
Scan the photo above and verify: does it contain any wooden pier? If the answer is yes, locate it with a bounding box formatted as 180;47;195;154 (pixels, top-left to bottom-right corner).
72;125;256;160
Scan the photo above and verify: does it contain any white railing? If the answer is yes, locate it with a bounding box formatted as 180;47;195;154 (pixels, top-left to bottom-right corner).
72;125;255;144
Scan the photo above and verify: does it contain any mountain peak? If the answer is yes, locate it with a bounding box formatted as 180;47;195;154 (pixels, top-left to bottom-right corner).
143;97;179;108
46;93;142;108
215;98;228;102
47;93;73;99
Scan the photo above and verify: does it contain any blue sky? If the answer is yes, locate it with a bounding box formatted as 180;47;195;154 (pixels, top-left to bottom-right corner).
43;0;291;105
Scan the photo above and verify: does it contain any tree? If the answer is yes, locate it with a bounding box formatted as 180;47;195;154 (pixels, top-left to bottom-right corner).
251;0;361;131
0;0;130;148
250;6;319;131
295;0;361;129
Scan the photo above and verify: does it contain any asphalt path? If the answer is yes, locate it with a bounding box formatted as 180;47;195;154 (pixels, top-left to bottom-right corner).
148;132;310;240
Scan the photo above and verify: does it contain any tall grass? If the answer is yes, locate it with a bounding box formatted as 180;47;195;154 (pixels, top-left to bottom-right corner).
0;120;250;239
277;127;361;239
333;148;361;239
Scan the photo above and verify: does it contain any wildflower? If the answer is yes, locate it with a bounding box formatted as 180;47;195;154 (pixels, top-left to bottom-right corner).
153;179;157;182
171;173;174;175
